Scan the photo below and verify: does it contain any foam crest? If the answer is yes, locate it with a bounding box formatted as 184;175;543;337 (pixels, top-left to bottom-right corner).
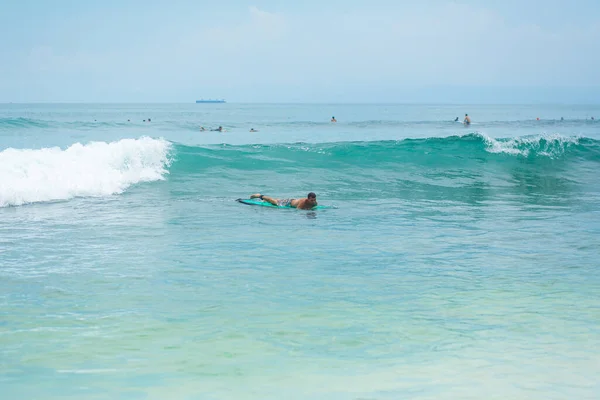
478;132;581;157
0;137;172;207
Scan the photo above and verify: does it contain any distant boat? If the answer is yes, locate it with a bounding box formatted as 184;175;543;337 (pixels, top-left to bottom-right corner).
195;99;226;104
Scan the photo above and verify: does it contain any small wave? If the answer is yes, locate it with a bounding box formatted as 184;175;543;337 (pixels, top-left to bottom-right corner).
0;117;50;129
0;137;172;207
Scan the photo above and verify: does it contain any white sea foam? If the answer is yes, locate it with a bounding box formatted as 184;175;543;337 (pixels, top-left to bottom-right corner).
476;132;580;157
0;137;171;207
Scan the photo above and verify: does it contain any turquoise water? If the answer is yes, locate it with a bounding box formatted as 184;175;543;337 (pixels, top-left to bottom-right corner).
1;103;600;399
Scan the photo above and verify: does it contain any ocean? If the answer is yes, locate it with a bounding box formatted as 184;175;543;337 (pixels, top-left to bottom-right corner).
1;103;599;399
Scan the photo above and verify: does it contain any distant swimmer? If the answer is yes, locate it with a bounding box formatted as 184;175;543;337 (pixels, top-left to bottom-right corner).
331;116;337;122
211;126;223;132
148;118;151;122
560;117;564;121
454;117;459;122
592;117;595;120
200;126;206;131
463;114;471;125
536;117;540;121
249;128;258;132
249;192;317;210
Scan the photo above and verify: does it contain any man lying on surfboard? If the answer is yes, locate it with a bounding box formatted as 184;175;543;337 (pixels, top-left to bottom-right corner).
249;192;317;210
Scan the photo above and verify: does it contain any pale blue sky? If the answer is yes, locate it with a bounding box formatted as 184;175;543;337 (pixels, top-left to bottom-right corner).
1;0;599;103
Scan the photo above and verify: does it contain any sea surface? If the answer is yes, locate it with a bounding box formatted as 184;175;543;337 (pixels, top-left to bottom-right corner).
1;103;599;399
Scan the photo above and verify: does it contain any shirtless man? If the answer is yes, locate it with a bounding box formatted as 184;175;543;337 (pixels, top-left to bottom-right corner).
464;114;471;125
250;192;317;209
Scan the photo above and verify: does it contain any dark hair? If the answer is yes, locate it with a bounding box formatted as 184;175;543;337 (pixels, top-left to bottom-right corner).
307;192;316;199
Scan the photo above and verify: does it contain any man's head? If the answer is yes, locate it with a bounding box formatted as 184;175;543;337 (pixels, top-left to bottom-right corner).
307;192;317;206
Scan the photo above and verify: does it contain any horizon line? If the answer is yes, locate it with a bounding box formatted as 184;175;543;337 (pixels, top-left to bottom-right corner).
2;101;600;106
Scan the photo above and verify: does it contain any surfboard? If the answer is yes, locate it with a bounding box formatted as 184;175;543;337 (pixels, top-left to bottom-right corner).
236;198;329;210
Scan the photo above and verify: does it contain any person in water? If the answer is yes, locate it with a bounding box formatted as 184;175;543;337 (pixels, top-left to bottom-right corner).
454;117;459;122
250;192;317;209
331;116;337;122
464;114;471;125
211;126;223;132
250;128;258;132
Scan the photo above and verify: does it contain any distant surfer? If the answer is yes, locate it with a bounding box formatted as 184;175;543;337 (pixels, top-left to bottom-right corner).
249;192;317;210
250;128;258;132
463;114;471;125
454;117;459;122
211;126;223;132
200;126;206;131
331;116;337;122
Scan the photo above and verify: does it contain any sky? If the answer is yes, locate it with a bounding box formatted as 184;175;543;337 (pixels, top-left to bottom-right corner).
1;0;599;103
